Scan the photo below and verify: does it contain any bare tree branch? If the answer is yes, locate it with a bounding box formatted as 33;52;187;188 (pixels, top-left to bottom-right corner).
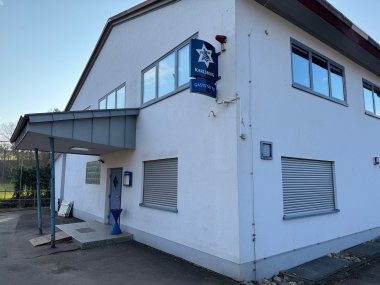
0;122;16;142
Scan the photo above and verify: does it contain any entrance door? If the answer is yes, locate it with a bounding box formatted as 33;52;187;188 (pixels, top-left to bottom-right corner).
109;168;122;221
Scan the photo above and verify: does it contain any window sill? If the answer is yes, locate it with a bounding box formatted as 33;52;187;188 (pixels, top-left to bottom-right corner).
139;203;178;213
292;84;348;107
365;111;380;120
141;84;189;109
283;209;340;220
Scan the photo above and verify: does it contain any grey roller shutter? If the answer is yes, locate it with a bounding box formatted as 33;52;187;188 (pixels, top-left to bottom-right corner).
143;158;178;211
281;157;336;219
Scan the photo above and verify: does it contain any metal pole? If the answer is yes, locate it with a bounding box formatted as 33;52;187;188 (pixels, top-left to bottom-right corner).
34;149;42;235
2;147;5;185
19;158;23;208
49;138;55;248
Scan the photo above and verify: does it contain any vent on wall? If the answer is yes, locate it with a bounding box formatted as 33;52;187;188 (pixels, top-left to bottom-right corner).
260;141;273;160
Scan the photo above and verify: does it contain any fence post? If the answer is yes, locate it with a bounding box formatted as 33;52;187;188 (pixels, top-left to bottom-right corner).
35;149;42;235
19;158;23;208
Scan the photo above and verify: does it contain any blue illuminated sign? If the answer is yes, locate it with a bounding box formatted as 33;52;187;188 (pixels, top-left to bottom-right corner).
190;78;216;98
190;39;218;83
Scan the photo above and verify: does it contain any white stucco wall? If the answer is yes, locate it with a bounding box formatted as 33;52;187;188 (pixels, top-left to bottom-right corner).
63;0;241;269
54;155;62;207
236;0;380;267
56;0;380;280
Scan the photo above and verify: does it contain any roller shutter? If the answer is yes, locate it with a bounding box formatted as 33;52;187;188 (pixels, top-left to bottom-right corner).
143;158;178;210
281;157;336;218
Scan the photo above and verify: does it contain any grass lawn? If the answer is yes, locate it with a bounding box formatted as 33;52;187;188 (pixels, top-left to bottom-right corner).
0;183;14;199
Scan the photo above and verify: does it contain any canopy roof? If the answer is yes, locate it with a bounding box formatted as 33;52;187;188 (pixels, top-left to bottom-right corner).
10;109;139;155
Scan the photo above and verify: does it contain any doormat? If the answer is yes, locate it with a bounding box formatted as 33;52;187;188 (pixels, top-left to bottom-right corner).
76;227;96;234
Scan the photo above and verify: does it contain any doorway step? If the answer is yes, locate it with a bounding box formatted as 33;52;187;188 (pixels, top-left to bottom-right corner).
57;221;133;249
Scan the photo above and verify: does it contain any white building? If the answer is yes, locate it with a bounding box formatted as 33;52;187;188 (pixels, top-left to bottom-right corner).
11;0;380;281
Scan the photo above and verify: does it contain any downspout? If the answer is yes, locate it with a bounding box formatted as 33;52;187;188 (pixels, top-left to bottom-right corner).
247;32;257;280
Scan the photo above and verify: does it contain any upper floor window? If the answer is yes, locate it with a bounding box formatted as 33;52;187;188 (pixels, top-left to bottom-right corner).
98;84;125;109
291;39;346;104
142;37;192;105
363;80;380;117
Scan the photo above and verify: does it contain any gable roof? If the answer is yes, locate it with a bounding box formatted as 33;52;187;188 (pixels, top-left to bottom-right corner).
64;0;178;111
65;0;380;111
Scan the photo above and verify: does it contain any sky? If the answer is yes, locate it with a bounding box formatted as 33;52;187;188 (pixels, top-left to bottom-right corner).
0;0;379;125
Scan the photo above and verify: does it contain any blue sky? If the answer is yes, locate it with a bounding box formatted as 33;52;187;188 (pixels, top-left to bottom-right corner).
0;0;378;124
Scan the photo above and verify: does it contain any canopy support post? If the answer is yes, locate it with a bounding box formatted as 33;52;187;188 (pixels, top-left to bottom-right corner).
49;138;56;248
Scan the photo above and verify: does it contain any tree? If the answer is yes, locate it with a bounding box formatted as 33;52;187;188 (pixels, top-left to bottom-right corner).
0;121;15;142
47;107;61;113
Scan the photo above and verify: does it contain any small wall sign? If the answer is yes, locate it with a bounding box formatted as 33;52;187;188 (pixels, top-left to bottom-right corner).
190;78;216;98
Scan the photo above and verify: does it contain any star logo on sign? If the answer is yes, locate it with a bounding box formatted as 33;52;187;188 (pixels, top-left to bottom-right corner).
196;44;214;68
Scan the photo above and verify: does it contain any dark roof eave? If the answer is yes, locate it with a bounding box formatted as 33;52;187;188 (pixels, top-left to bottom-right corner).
300;0;380;58
10;116;29;144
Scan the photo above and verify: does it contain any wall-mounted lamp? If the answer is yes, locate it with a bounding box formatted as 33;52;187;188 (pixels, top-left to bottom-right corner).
123;171;133;187
98;159;105;164
215;35;227;52
373;157;379;165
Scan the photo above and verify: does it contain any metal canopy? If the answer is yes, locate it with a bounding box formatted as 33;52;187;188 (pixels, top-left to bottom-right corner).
10;109;139;155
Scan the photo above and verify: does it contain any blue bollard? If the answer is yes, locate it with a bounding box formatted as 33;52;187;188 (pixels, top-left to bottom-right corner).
110;209;122;235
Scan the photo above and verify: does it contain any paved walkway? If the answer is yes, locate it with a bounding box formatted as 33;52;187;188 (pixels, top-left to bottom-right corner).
0;209;240;285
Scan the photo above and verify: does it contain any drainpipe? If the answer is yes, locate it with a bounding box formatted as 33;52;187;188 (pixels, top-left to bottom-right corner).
34;149;42;235
49;138;55;248
247;32;257;280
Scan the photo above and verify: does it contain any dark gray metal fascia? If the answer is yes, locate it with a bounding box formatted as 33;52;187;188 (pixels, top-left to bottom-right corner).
254;0;380;76
10;108;140;152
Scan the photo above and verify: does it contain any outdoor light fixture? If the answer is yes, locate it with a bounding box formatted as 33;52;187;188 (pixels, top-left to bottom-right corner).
373;157;379;165
123;171;133;187
215;35;227;52
70;147;90;152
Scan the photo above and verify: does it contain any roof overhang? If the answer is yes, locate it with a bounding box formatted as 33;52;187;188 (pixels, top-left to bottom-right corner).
10;109;139;155
255;0;380;77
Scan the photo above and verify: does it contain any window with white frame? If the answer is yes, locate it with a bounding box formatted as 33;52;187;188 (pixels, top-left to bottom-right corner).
281;157;339;219
363;80;380;117
142;38;191;105
140;158;178;212
291;39;346;104
98;84;125;109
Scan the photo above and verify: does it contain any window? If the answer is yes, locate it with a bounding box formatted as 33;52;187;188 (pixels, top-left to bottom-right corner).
281;157;339;220
142;36;194;105
158;53;175;97
140;158;178;212
291;39;346;104
85;161;101;184
98;84;126;109
363;80;380;117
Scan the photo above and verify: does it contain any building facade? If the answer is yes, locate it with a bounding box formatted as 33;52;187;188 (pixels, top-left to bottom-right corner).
53;0;380;281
